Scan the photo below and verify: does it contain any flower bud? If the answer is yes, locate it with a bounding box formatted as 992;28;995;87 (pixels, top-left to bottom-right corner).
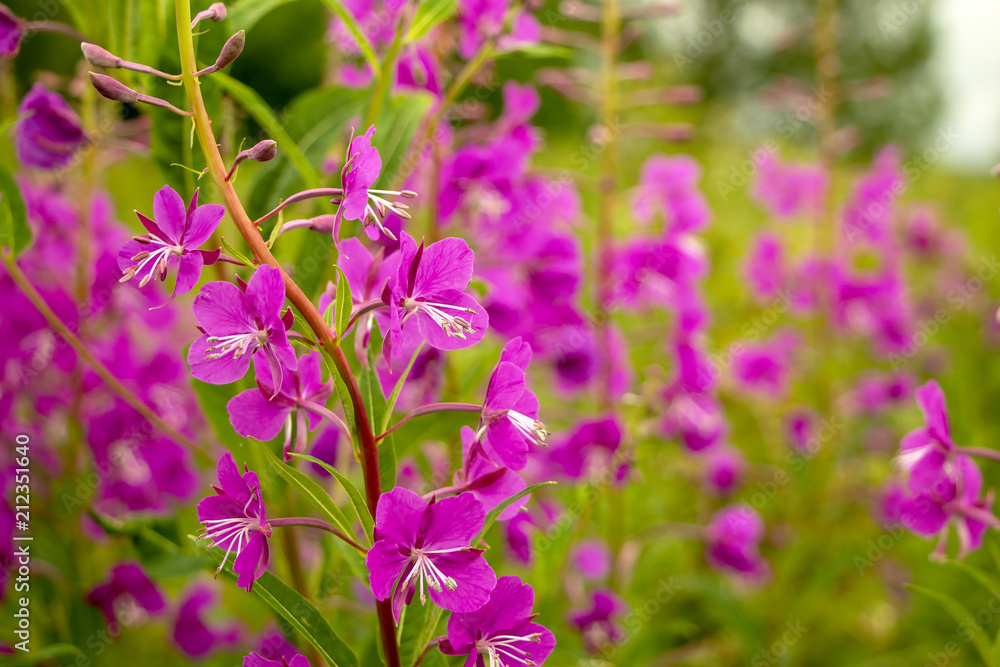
81;43;121;68
191;2;227;27
247;139;277;163
0;4;23;57
89;72;139;104
214;31;245;70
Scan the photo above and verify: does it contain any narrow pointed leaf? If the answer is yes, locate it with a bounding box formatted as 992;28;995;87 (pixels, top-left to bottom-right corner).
476;481;556;542
908;584;996;667
291;452;375;545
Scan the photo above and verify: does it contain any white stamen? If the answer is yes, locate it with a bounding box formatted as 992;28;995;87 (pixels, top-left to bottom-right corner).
507;410;548;446
475;631;543;667
403;299;476;339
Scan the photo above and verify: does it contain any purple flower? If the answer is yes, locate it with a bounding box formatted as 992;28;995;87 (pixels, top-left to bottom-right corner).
255;624;301;662
188;265;297;394
454;426;528;520
786;408;816;453
118;186;224;305
547;416;625;481
750;150;827;221
842;147;903;245
568;589;627;653
896;380;956;493
385;232;489;358
571;540;612;581
504;511;535;564
744;232;786;301
730;330;798;398
899;454;995;559
850;371;915;414
702;447;745;496
86;562;166;631
244;652;311;667
197;452;271;591
440;575;555;667
172;584;242;657
705;504;769;580
227;351;333;459
307;425;340;478
366;486;496;623
479;337;546;471
0;5;23;56
15;84;88;170
335;125;408;244
662;391;725;452
632;154;710;233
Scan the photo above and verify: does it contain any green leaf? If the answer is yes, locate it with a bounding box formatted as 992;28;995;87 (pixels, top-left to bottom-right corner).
321;348;357;440
495;43;574;59
228;0;297;32
908;584;996;667
6;644;83;666
0;164;30;257
334;266;354;341
291;453;375;546
378;435;397;496
405;0;458;42
213;71;323;190
190;373;245;449
376;93;435;187
381;342;425;434
404;602;444;666
255;439;356;540
947;560;1000;596
476;482;556;542
317;0;380;74
191;537;359;667
221;236;256;267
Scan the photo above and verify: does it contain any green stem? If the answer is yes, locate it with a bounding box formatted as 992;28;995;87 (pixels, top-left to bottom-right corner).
363;14;408;129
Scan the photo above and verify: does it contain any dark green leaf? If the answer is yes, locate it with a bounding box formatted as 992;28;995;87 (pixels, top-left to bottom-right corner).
334;266;353;341
0;164;30;257
221;236;256;267
255;439;357;540
228;0;297;32
291;453;375;545
191;537;359;667
6;644;83;666
381;342;425;433
908;584;996;667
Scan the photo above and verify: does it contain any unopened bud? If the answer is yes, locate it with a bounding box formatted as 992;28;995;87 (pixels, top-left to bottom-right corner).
191;2;227;27
214;31;245;70
81;43;121;68
89;72;138;104
247;139;277;163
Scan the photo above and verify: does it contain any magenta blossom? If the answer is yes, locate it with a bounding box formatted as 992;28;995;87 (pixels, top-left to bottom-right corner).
705;504;769;580
118;186;224;305
453;425;528;520
568;589;628;653
15;84;88;170
730;330;798;398
197;452;271;592
385;232;489;359
188;265;297;394
896;380;956;494
703;447;746;496
172;585;242;658
86;562;166;631
0;5;22;56
571;540;612;581
227;351;333;459
244;652;311;667
899;455;996;560
632;154;711;233
479;337;546;471
440;575;556;667
366;486;496;623
335;125;408;245
750;150;827;221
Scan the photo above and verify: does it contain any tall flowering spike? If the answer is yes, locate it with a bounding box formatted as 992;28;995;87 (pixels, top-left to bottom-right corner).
119;185;224;306
385;232;489;359
244;652;311;667
705;504;769;580
188;265;298;393
440;575;556;667
15;84;88;170
899;454;996;560
227;351;333;460
86;562;166;631
478;337;546;471
896;379;956;494
366;486;496;623
197;452;272;591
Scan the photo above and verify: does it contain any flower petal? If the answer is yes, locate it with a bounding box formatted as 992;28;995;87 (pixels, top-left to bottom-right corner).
193;280;252;335
174;250;204;297
183;203;226;248
374;486;427;546
427;549;496;613
366;539;409;601
188;334;255;385
413;237;475;297
228;388;293;441
245;265;287;322
420;492;485;550
152;185;187;245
